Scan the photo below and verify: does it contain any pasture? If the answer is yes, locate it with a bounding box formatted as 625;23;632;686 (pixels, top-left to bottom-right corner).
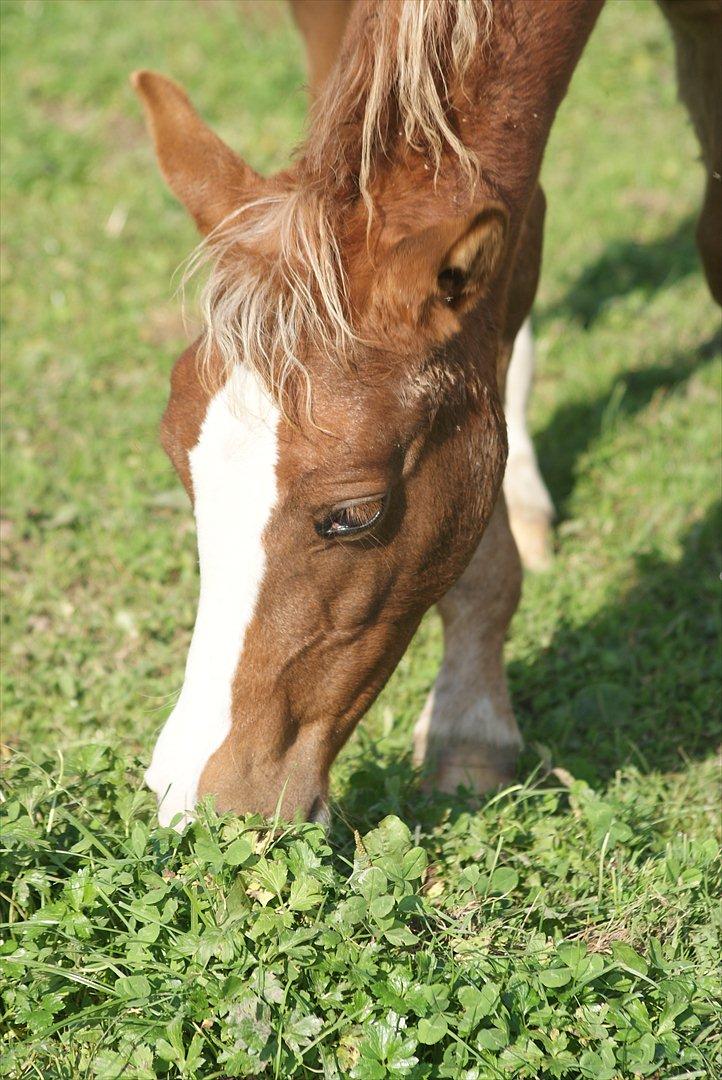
1;0;720;1076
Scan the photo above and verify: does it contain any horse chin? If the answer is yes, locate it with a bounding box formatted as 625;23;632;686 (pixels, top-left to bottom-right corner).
146;760;330;830
308;795;331;828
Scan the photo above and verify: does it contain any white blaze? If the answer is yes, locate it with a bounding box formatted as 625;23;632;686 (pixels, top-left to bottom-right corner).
145;365;280;828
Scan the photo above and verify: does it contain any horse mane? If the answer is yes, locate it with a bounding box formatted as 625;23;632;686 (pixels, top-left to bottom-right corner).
188;0;492;411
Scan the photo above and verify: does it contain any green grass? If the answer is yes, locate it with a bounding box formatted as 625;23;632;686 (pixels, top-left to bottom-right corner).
1;1;720;1077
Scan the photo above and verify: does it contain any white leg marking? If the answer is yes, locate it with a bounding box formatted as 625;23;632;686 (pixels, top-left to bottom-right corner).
503;318;554;569
503;317;553;519
145;365;280;828
413;502;522;793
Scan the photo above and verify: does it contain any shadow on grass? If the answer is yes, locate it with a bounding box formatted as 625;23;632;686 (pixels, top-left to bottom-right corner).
510;500;721;784
331;501;721;839
536;331;721;517
541;217;700;328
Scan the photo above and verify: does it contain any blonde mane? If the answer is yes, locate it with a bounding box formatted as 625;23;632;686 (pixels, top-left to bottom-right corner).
189;0;491;409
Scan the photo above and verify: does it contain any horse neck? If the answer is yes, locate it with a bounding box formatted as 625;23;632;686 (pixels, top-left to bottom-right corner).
459;0;605;212
299;0;604;230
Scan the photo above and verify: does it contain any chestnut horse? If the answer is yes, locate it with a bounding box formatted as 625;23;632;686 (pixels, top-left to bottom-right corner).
134;0;721;828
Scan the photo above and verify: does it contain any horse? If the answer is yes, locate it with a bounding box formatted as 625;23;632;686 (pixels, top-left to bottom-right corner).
133;0;721;828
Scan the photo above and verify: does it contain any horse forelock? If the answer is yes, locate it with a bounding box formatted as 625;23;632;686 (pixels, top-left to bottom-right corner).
187;0;491;416
184;187;354;419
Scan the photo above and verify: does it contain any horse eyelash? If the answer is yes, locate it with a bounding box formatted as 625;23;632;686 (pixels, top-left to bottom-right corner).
336;500;384;529
315;495;388;539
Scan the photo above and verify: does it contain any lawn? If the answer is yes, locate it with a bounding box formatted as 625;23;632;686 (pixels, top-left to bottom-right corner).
1;0;720;1077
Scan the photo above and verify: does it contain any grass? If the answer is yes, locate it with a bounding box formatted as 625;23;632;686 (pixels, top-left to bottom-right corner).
1;0;720;1077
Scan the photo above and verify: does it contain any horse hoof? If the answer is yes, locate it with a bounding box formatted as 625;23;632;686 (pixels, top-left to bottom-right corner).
419;744;519;797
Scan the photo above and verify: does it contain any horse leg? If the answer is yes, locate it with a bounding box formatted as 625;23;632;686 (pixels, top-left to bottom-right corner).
502;184;554;571
413;188;547;793
413;495;523;792
288;0;354;98
658;0;722;306
503;317;555;571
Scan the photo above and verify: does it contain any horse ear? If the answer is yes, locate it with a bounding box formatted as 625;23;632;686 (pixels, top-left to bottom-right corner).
381;205;508;323
131;70;260;235
435;207;508;309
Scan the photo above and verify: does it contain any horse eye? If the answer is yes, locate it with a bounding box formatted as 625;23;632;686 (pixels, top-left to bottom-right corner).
315;495;388;540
